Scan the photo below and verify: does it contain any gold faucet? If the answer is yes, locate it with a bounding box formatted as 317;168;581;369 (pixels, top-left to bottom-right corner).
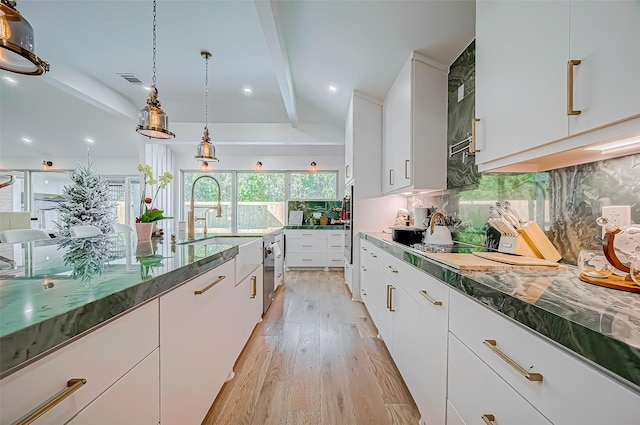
188;175;222;240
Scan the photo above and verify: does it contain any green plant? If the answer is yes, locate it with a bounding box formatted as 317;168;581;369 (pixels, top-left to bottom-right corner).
137;164;173;223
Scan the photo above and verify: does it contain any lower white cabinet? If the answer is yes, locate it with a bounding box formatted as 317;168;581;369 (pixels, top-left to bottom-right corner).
449;289;640;425
274;233;284;288
160;260;236;425
448;333;553;425
285;229;344;269
69;349;160;425
0;300;159;425
230;266;263;363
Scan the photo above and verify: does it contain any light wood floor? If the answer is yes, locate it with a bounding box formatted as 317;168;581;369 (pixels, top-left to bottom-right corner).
202;270;421;425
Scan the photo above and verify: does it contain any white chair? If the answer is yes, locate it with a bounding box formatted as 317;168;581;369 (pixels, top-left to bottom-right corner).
0;229;51;243
110;223;134;234
69;225;103;238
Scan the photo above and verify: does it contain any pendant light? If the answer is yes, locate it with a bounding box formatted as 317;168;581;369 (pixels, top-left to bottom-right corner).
136;0;174;139
195;50;219;165
0;0;49;75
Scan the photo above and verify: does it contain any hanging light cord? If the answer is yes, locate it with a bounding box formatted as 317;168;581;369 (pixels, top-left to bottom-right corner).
204;54;209;130
152;0;157;89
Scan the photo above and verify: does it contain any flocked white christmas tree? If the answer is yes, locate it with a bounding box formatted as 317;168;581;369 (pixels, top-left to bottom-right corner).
56;161;116;237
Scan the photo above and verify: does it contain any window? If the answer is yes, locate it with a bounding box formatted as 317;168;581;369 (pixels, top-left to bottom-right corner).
237;172;285;233
181;170;337;235
290;171;338;200
183;172;233;235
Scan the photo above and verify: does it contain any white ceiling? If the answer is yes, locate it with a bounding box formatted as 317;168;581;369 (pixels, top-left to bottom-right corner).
0;0;475;165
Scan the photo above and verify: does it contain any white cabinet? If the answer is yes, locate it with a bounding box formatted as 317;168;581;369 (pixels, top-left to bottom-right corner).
285;229;344;270
231;266;264;362
345;91;384;197
69;349;160;425
274;232;284;288
448;334;553;425
475;0;640;171
0;301;159;425
160;260;236;425
360;241;448;425
449;289;640;425
382;53;447;194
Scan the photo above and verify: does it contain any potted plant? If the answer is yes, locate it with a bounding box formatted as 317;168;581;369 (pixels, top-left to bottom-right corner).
136;164;173;240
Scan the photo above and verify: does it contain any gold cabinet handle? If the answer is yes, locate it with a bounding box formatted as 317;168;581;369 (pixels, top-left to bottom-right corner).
483;339;543;382
250;276;257;298
388;285;395;312
386;284;392;309
567;59;582;115
481;414;495;425
371;254;377;258
404;160;410;179
470;118;480;152
346;164;351;178
418;290;442;306
194;275;226;295
389;169;394;186
17;378;87;425
387;265;398;273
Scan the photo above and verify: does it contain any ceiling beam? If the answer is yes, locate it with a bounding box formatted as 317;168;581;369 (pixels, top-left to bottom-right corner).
253;0;298;128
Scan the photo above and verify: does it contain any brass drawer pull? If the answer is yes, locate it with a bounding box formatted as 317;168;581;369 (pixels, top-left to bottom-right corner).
404;160;410;179
567;59;582;115
386;284;392;309
483;339;543;382
418;290;442;306
389;169;394;185
346;164;351;178
481;414;495;425
251;276;257;298
388;285;395;312
17;378;87;425
194;275;226;295
387;265;398;273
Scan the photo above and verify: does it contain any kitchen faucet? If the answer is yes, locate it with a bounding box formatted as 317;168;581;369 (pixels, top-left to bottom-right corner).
188;175;222;240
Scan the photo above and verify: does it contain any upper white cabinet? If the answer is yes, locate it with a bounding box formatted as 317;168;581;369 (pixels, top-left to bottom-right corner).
382;53;448;194
344;91;384;198
475;0;640;172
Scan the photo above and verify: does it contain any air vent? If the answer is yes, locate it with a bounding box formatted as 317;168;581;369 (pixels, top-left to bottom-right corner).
117;73;143;85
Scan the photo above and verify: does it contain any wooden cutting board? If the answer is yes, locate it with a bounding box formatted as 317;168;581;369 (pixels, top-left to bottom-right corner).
422;253;561;271
472;251;565;268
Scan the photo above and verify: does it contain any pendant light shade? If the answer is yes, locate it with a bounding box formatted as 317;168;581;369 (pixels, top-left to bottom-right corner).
136;0;174;139
0;0;49;75
195;50;218;164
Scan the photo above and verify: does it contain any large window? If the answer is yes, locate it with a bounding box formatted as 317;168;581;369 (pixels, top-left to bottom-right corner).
182;170;337;236
290;172;337;199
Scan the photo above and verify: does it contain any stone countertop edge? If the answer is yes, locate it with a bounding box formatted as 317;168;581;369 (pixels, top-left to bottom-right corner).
0;245;238;379
361;233;640;394
285;225;345;229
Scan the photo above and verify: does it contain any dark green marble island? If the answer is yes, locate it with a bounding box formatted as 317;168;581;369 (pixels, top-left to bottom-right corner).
0;233;238;378
362;232;640;393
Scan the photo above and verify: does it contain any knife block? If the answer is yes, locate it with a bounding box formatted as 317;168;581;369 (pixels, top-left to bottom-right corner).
497;235;540;258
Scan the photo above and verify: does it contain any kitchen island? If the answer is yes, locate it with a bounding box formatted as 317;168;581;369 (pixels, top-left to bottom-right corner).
361;232;640;425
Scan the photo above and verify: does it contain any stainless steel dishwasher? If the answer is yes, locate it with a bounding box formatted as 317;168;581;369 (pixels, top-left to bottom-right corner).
262;231;281;314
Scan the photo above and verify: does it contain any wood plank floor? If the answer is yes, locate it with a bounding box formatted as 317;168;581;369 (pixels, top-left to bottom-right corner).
202;270;421;425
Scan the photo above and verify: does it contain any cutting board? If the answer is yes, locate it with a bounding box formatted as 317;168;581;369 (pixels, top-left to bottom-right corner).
422;253;561;271
472;252;565;269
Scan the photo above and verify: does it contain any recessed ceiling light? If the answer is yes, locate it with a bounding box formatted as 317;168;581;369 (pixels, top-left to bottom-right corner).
21;137;32;143
84;138;95;144
3;76;17;84
328;84;337;93
243;86;253;95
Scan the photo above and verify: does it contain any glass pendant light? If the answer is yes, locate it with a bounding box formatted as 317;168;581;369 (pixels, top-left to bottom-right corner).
0;0;49;75
136;0;174;139
195;50;219;165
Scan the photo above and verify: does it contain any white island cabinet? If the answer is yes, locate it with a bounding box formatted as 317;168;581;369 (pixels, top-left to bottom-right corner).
475;0;640;172
159;260;236;425
0;300;160;425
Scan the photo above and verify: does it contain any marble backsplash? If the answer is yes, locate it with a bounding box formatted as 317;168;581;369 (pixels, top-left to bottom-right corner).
410;153;640;264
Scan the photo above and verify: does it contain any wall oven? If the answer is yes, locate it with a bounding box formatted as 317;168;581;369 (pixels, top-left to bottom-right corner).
343;185;353;264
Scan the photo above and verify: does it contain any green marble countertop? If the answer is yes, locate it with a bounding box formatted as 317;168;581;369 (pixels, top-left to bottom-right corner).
0;233;238;378
362;232;640;393
284;225;345;229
